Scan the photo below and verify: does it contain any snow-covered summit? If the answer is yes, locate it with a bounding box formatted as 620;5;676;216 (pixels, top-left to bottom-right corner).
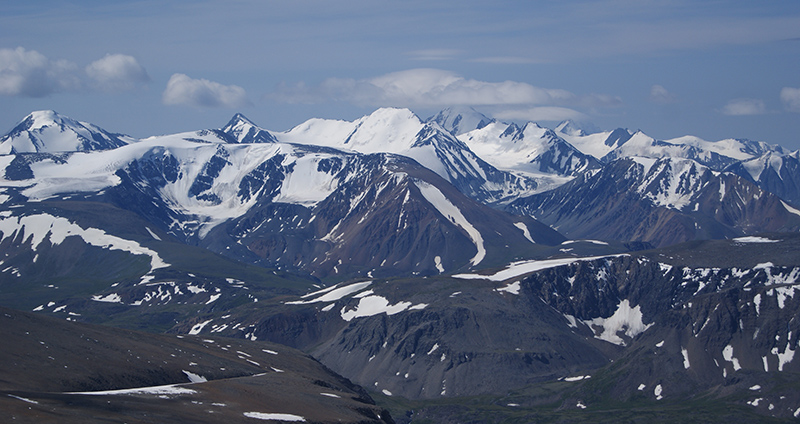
427;106;495;136
221;113;278;144
0;110;135;154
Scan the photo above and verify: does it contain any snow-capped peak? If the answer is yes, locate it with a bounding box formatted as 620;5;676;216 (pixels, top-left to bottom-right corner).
0;110;134;154
221;113;277;144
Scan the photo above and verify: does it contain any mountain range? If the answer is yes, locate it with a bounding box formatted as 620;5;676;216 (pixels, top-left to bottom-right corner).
1;107;799;422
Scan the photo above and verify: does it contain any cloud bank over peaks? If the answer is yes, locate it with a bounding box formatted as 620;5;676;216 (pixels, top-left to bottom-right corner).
270;68;620;122
0;47;149;97
162;73;250;109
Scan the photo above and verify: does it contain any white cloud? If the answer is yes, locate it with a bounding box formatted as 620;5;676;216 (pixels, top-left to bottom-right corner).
0;47;80;97
649;84;675;104
780;87;800;113
721;98;767;116
270;68;615;111
162;73;250;108
85;54;149;92
494;106;586;122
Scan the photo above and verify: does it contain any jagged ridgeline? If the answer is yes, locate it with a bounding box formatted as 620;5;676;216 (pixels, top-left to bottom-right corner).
1;108;799;422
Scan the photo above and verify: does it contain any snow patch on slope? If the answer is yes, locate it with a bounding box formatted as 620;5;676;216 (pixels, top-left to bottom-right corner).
414;180;485;266
0;213;168;271
583;299;653;346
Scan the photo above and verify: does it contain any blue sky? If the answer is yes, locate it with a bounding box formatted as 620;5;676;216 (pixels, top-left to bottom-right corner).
2;0;800;149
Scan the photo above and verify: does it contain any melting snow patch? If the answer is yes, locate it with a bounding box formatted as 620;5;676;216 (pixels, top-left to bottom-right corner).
771;342;795;371
8;394;38;404
382;389;393;396
750;385;761;391
638;384;646;391
287;281;372;305
243;412;306;422
583;300;653;346
563;375;591;382
189;319;213;335
91;293;122;303
0;213;168;272
454;255;624;282
182;370;207;383
747;398;763;407
434;256;444;273
654;384;663;400
415;180;485;266
722;345;742;371
68;384;197;396
514;222;535;244
681;347;691;369
495;281;521;295
576;401;586;409
733;236;778;244
320;392;340;398
340;295;427;321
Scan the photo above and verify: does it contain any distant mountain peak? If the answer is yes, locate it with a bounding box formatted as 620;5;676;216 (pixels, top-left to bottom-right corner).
0;110;133;154
555;120;600;137
221;113;277;144
427;106;495;135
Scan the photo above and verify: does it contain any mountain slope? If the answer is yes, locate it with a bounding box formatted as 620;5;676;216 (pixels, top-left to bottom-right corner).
726;150;800;207
507;157;800;247
0;306;392;424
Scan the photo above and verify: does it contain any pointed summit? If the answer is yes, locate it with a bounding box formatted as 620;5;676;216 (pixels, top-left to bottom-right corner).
427;106;495;136
0;110;134;154
221;113;277;144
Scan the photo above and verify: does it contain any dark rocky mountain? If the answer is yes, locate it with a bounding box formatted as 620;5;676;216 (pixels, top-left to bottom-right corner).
508;157;800;247
183;235;800;421
0;305;393;424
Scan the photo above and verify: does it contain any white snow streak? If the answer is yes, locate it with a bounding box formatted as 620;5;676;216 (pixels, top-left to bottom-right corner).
415;180;485;266
0;213;168;272
243;412;306;422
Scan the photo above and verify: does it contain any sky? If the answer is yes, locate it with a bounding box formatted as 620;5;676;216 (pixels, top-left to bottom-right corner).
1;0;800;149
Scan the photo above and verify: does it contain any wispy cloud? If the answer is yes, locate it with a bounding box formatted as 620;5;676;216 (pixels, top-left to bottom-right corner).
406;49;461;61
780;87;800;113
649;84;676;104
494;107;586;122
162;73;250;108
721;98;767;116
85;54;150;93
